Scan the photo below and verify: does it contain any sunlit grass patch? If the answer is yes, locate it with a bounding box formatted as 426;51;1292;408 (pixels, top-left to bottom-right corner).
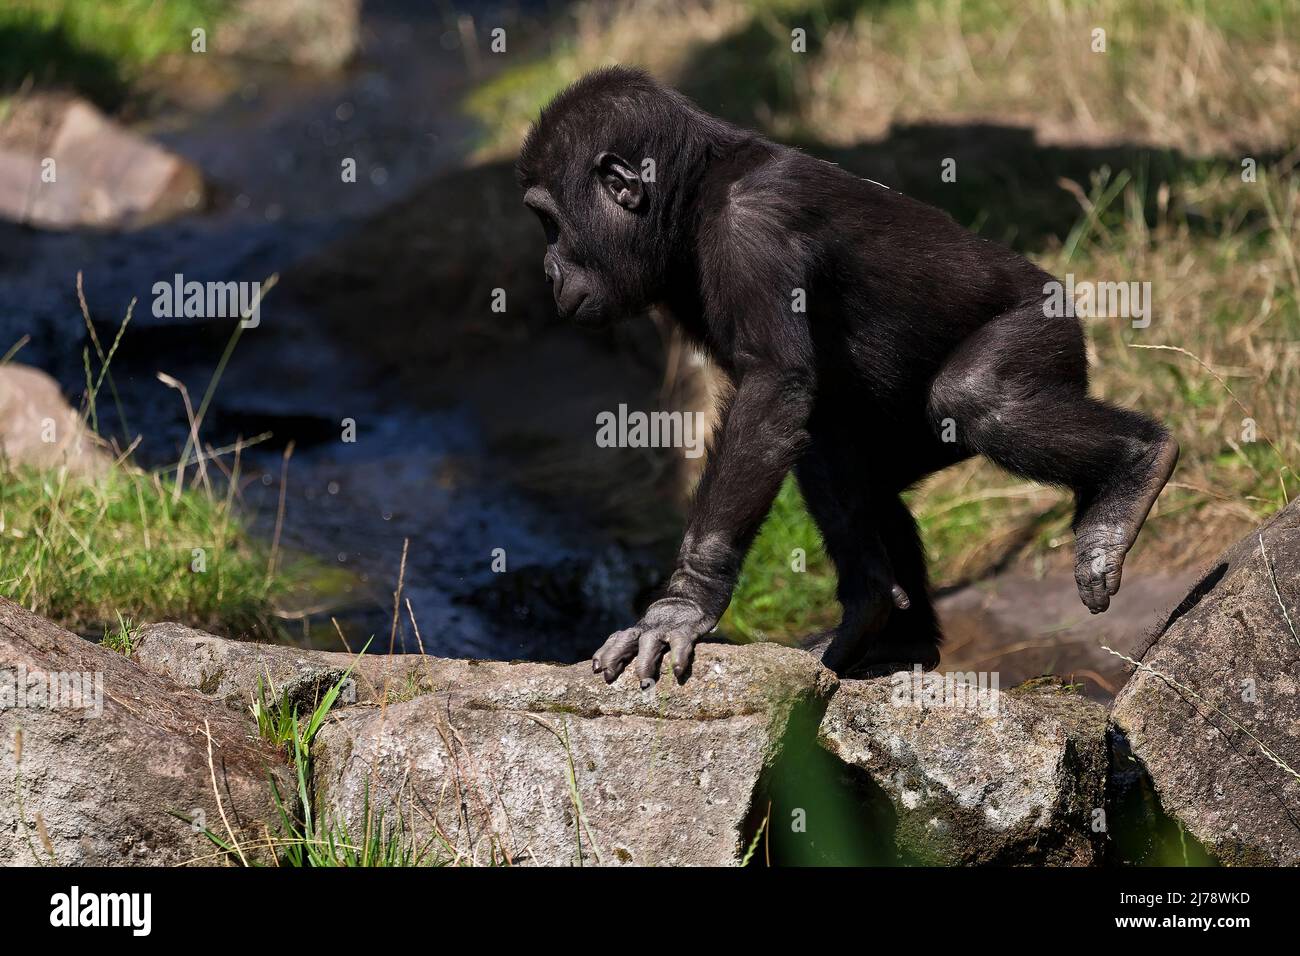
467;0;1299;158
463;0;756;154
0;461;286;639
723;477;838;642
0;0;224;105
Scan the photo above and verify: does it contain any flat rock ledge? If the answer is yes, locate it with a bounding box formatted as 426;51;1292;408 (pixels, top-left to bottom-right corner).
114;624;1114;866
134;624;835;866
0;609;1140;866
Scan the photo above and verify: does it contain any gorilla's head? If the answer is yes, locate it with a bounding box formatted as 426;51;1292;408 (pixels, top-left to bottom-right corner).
516;67;717;329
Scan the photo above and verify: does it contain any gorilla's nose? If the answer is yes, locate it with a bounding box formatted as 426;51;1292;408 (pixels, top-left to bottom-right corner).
543;256;561;288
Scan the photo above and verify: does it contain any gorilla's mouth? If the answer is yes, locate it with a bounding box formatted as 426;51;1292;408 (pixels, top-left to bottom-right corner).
570;296;612;329
562;293;590;319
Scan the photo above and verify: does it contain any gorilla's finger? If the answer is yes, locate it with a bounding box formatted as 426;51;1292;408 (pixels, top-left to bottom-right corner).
890;584;911;610
1104;563;1123;598
635;630;670;689
1075;548;1114;614
668;630;696;684
1074;571;1109;614
593;628;640;683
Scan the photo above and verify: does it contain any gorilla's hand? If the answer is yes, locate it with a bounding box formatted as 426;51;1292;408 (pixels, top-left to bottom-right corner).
592;597;718;688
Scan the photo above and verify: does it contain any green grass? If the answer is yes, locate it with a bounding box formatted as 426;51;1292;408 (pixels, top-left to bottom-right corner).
0;461;285;639
722;477;837;642
878;0;1294;38
100;610;140;654
201;668;447;867
0;0;226;105
466;0;1300;156
0;275;317;640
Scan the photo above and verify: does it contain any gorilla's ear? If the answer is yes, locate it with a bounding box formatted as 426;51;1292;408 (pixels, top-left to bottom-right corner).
594;151;645;211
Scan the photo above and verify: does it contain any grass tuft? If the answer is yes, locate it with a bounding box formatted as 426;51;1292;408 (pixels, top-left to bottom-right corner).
198;665;447;867
0;461;287;639
0;0;225;106
100;610;139;655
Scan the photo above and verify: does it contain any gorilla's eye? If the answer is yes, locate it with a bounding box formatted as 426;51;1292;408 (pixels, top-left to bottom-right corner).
534;209;560;245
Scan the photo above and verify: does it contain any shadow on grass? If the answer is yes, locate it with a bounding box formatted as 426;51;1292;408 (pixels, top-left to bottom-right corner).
0;21;126;108
671;16;1281;253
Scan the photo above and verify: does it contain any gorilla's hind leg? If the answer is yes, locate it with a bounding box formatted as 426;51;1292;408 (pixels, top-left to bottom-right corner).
929;303;1179;614
845;494;941;674
794;444;941;674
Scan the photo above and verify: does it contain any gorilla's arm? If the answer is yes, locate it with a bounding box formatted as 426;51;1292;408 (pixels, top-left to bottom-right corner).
590;176;829;687
669;367;815;612
591;366;813;687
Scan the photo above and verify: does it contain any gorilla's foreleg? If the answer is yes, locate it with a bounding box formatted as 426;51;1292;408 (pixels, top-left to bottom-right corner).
591;368;814;687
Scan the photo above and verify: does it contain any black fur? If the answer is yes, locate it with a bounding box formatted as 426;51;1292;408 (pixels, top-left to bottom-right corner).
518;67;1177;685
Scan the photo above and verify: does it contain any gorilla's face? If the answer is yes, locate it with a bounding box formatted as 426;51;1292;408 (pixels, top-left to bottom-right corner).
523;185;605;327
522;151;648;330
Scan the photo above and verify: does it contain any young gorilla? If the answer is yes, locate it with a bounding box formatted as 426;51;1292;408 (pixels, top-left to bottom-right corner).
517;67;1177;688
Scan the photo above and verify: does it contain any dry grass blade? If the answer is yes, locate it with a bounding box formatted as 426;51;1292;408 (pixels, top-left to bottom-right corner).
1102;646;1299;784
203;718;249;866
1258;531;1300;651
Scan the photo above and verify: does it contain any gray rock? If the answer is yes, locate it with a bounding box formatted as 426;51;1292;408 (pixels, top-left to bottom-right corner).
819;673;1108;864
311;642;836;866
218;0;361;70
0;96;204;230
0;365;111;477
0;599;288;865
1110;499;1300;865
132;621;434;713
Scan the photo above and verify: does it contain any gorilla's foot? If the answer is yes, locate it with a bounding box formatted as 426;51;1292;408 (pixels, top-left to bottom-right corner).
800;627;939;677
799;628;855;673
846;636;940;677
1074;434;1179;613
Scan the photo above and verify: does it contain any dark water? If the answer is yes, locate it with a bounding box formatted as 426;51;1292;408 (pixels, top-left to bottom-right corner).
0;2;649;660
